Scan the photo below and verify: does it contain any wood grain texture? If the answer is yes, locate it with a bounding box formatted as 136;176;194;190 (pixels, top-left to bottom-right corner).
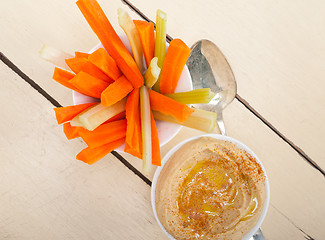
0;0;142;107
118;98;325;239
126;0;325;170
0;63;167;240
1;0;325;239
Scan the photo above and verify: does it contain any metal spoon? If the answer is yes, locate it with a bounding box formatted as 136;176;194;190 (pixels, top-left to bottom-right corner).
186;39;265;240
186;39;236;135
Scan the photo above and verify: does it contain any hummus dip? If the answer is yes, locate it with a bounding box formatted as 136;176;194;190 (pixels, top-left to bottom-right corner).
155;137;266;240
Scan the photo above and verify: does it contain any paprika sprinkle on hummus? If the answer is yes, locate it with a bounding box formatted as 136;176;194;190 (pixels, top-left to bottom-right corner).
155;137;266;240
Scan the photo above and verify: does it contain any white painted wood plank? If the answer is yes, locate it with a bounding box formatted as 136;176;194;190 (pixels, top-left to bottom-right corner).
120;98;325;239
127;0;325;170
0;0;142;106
0;63;167;240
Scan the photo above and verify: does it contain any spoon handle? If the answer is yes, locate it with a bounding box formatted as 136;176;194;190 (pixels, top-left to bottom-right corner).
217;111;227;136
249;228;265;240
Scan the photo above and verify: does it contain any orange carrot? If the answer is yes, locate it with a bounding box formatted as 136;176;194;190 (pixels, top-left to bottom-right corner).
124;88;142;159
69;71;110;99
148;89;194;123
76;0;144;88
65;57;113;83
133;20;155;68
77;137;125;164
53;67;75;80
103;111;126;124
81;61;113;83
150;111;161;166
52;67;81;92
101;75;134;107
159;39;191;94
88;48;122;81
63;122;79;139
79;119;127;148
54;102;97;124
65;57;88;73
75;51;90;58
63;122;88;140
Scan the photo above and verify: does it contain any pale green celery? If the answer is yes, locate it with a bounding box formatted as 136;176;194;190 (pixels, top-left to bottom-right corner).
140;86;152;174
39;45;73;69
165;88;215;104
144;57;161;88
78;99;126;131
118;8;146;74
70;115;83;127
153;108;217;133
152;9;167;92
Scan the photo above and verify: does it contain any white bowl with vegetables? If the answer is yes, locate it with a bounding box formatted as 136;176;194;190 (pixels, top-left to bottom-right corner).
73;34;193;151
46;2;217;172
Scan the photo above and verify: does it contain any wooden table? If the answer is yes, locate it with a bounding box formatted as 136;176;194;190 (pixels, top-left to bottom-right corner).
1;0;324;239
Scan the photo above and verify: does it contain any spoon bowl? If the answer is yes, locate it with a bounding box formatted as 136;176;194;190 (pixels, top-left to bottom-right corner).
186;39;237;134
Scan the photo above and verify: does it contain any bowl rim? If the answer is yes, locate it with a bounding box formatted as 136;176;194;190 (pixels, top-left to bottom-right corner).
151;133;270;240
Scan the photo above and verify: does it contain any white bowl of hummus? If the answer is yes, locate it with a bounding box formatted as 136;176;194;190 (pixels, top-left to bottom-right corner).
151;134;270;240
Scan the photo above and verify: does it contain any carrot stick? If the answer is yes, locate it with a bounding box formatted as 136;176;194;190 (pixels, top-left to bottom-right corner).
79;119;127;148
82;61;114;83
53;67;75;80
66;57;113;83
133;20;155;68
76;0;144;88
63;122;89;140
75;51;90;58
148;89;194;123
52;67;81;92
77;137;125;164
101;75;134;107
63;122;80;139
53;68;104;98
150;111;161;166
69;71;110;99
88;48;122;81
103;111;126;124
65;57;88;73
159;39;191;94
124;88;142;159
54;102;97;124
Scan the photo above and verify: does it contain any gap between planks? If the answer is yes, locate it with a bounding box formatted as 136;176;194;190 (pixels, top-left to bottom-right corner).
0;51;152;186
271;204;316;240
121;0;325;178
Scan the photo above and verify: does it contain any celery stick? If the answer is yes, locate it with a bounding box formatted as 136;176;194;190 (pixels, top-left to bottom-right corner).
70;103;102;127
152;9;167;92
144;57;161;88
70;115;83;127
140;86;152;174
165;88;215;104
39;45;73;69
77;99;126;131
118;8;146;74
153;108;217;133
